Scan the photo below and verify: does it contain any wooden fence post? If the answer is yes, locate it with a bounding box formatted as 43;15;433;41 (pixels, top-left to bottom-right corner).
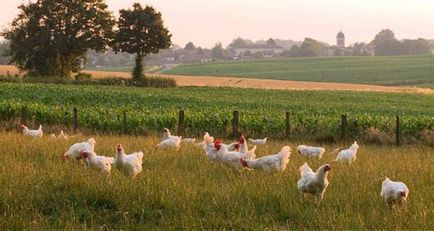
177;110;185;135
285;111;291;139
20;106;28;126
73;107;78;132
123;111;127;134
341;114;348;141
233;111;239;139
396;115;401;146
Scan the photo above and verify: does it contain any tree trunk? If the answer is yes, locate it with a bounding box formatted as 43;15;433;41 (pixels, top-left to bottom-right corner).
133;53;144;81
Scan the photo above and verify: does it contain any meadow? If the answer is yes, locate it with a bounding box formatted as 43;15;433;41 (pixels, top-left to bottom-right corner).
163;55;434;88
0;132;432;229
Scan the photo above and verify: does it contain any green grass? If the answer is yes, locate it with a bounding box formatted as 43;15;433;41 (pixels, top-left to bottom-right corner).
0;132;433;229
163;55;434;87
0;82;433;140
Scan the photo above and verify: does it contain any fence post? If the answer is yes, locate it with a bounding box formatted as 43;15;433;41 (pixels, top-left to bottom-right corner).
341;114;348;141
396;115;401;146
20;106;28;126
73;107;78;132
177;110;185;135
285;111;291;139
233;111;239;139
123;111;127;134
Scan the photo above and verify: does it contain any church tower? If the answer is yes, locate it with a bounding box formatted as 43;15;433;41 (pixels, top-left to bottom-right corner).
337;31;345;49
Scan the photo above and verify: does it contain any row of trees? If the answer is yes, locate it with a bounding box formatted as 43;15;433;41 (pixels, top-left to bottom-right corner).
372;29;431;56
2;0;171;81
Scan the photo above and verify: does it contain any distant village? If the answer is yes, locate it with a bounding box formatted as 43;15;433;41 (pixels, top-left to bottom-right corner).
82;29;434;69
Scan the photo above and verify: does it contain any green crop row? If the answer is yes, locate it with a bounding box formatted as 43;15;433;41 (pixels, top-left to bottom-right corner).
0;82;433;141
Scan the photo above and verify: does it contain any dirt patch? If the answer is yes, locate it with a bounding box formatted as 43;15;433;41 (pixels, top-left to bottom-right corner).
1;65;432;94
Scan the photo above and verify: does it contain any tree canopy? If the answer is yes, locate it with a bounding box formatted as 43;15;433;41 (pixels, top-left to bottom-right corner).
184;42;196;50
2;0;114;77
113;3;172;81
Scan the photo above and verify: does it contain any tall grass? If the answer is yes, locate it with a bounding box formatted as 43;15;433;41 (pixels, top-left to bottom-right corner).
0;132;432;229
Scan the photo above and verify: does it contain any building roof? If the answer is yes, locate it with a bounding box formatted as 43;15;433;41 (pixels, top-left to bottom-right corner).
232;44;283;49
337;31;345;38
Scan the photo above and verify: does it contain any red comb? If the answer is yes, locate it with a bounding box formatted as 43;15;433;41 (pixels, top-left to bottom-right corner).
214;140;223;149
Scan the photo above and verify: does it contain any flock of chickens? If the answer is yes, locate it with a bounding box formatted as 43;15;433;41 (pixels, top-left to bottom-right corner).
21;124;409;208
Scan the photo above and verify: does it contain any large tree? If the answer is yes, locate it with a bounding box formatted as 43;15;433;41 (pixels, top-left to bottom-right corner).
113;3;171;81
2;0;114;78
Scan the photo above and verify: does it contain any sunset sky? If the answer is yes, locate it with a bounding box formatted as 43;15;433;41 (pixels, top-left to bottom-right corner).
1;0;433;48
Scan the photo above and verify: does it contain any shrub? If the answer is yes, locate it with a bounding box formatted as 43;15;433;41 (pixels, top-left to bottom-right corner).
74;72;92;81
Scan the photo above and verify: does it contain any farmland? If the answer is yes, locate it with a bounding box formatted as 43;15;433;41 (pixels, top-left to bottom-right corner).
0;132;433;229
0;82;433;141
163;55;434;88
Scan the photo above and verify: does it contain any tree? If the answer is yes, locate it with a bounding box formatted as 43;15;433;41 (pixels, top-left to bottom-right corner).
184;42;195;50
299;38;328;57
282;45;301;57
266;38;276;45
113;3;171;81
401;39;431;55
371;29;396;47
228;37;247;48
2;0;114;78
212;42;225;59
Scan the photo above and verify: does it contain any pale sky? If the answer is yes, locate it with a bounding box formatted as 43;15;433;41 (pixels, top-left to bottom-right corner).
1;0;434;48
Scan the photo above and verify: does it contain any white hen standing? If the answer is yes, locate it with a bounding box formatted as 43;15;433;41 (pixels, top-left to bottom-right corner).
297;162;331;206
335;141;360;164
162;128;180;141
113;144;144;178
21;124;43;138
63;138;96;161
81;150;114;175
157;136;182;150
240;146;291;174
214;140;256;171
297;145;325;160
380;177;409;208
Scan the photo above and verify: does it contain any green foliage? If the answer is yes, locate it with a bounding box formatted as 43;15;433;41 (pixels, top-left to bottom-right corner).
163;55;434;88
184;42;196;50
2;0;115;78
113;3;172;81
74;73;92;81
299;38;328;57
212;42;225;59
372;29;431;56
0;82;432;139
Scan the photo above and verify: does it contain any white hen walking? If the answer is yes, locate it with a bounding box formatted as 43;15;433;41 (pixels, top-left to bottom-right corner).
297;162;331;206
240;146;291;174
21;124;43;138
297;145;325;160
81;150;114;175
335;141;360;164
63;138;96;161
380;177;409;208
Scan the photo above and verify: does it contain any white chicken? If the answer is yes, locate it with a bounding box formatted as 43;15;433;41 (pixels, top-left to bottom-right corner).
214;140;256;171
157;136;182;150
202;133;220;162
335;141;360;164
63;138;96;161
80;150;114;175
113;144;144;178
162;128;180;140
240;146;291;174
297;162;331;206
248;137;267;145
21;124;43;138
380;177;409;208
297;145;325;160
238;134;249;153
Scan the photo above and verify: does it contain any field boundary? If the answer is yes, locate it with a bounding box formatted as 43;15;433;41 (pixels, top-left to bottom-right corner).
1;65;432;94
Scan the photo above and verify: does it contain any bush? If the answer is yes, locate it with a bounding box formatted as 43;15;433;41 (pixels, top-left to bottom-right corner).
74;72;92;81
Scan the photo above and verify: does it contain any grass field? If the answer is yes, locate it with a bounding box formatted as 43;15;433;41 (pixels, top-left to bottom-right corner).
0;132;433;229
163;55;434;88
